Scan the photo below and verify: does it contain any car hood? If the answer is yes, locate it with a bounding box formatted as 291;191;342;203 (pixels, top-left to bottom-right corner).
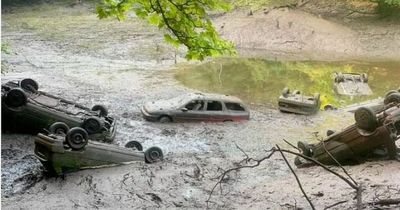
143;100;177;113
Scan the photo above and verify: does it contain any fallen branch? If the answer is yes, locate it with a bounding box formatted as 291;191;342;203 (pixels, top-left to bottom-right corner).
369;198;400;206
277;145;315;210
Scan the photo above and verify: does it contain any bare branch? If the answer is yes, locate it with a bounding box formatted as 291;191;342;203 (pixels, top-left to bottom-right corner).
276;145;315;210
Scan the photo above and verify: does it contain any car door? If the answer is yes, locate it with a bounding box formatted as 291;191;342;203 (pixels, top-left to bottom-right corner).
174;100;206;122
203;100;226;122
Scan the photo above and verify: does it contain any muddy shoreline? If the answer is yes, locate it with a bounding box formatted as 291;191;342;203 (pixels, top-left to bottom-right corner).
2;2;400;209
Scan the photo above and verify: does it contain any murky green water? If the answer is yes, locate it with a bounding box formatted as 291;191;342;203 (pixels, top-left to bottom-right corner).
175;58;400;108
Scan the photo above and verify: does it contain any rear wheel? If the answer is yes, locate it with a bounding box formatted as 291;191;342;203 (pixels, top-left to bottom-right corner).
361;73;368;83
293;90;301;95
65;127;88;150
282;87;290;97
20;78;39;92
49;122;70;135
82;117;103;134
125;141;143;151
297;141;312;157
334;73;344;83
384;93;400;105
5;88;27;108
159;116;172;123
354;107;378;132
145;147;164;163
91;104;108;117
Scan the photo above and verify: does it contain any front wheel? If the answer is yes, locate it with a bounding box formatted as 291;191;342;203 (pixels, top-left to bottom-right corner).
145;147;164;163
384;93;400;105
65;127;89;150
297;141;312;157
159;116;172;123
82;117;103;134
49;122;70;135
354;107;378;132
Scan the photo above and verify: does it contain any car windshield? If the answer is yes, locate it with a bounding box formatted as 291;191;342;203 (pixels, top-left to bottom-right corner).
166;93;199;109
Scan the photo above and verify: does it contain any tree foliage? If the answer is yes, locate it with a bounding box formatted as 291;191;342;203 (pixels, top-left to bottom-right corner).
97;0;237;60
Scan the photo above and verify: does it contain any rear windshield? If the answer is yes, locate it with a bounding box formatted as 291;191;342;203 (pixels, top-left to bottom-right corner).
225;102;245;111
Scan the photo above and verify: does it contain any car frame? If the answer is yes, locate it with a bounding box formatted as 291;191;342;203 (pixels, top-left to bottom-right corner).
278;87;320;115
294;101;400;167
141;92;250;123
2;78;116;142
333;72;372;96
34;127;163;176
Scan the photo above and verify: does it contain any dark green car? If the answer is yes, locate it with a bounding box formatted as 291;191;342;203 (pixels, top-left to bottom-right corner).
2;78;116;142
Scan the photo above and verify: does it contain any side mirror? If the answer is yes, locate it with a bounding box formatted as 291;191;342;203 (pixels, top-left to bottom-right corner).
181;108;188;112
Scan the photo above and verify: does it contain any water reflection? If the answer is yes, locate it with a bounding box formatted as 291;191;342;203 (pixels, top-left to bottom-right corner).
175;58;400;108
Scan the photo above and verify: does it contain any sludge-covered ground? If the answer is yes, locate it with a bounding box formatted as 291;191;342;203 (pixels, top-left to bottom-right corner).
2;2;400;209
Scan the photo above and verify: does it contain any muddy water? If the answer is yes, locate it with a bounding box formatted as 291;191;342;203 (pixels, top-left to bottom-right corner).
176;58;400;108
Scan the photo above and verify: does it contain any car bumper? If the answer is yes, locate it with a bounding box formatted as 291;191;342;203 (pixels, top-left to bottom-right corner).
141;106;159;122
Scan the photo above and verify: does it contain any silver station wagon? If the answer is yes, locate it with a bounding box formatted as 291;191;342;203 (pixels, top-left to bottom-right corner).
141;93;250;123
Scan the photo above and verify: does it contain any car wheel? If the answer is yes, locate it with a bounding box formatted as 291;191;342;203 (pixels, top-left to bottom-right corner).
334;73;344;83
49;122;70;135
145;146;164;163
313;93;320;101
294;156;303;166
354;107;378;132
281;87;290;97
91;104;108;117
384;92;400;105
20;78;39;92
326;130;335;136
125;141;143;151
82;117;103;134
5;88;27;108
361;73;368;83
159;116;172;123
297;141;312;156
293;90;301;95
65;127;89;150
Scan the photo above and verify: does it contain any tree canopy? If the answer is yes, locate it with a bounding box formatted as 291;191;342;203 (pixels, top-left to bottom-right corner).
97;0;237;60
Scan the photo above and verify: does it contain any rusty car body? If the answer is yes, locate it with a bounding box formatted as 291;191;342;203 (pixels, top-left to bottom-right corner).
295;102;400;167
333;72;372;96
278;87;320;115
34;128;163;176
141;92;250;123
2;78;116;142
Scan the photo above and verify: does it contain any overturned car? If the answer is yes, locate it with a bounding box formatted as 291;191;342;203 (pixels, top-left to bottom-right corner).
2;78;116;142
34;127;163;176
278;88;320;115
295;101;400;167
333;72;372;96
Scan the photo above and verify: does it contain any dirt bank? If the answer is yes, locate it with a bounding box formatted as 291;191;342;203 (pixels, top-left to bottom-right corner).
215;6;400;61
2;2;400;209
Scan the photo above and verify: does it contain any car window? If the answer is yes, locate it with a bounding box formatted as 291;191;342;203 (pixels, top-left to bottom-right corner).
185;100;204;111
207;101;222;111
225;102;245;111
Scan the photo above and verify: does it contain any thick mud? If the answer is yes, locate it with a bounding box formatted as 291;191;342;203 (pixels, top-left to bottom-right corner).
2;2;400;209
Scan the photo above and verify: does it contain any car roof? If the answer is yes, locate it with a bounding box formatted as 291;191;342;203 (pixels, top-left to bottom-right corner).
188;92;244;104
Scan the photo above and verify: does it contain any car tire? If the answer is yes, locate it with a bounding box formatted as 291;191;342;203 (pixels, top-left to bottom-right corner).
91;104;108;117
145;146;164;163
334;73;344;83
20;78;39;92
326;130;335;136
49;122;70;135
294;156;303;166
82;117;103;134
384;92;400;105
125;141;143;151
65;127;89;150
293;90;301;95
354;107;378;132
314;93;320;101
297;141;312;157
159;116;172;123
282;87;290;97
361;73;368;83
5;88;27;108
